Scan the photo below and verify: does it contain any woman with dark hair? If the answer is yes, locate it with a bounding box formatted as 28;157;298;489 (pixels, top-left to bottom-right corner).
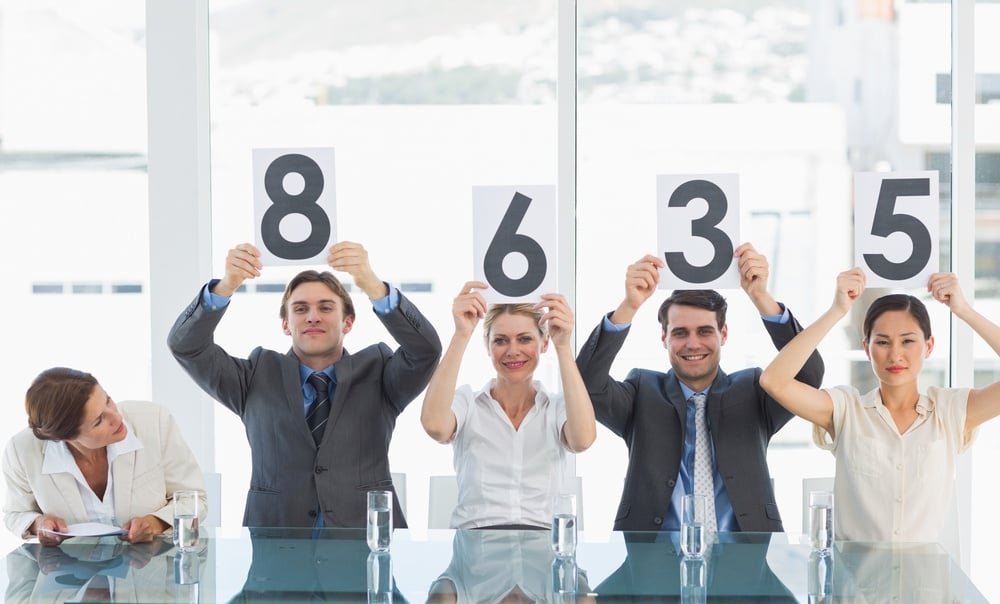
760;268;1000;551
3;368;206;545
420;282;596;529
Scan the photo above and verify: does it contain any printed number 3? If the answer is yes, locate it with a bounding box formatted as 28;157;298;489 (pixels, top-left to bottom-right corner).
664;180;733;283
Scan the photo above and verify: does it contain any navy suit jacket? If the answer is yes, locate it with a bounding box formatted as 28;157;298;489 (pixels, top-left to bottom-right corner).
576;311;823;532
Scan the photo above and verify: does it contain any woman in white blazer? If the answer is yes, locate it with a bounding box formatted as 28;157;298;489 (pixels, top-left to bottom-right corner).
2;367;206;545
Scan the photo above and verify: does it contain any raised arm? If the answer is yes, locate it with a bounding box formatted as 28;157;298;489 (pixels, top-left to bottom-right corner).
760;268;866;434
538;294;597;453
420;282;488;443
735;242;782;316
929;273;1000;433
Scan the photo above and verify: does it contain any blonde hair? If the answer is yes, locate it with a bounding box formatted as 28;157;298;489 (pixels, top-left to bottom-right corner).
482;303;546;344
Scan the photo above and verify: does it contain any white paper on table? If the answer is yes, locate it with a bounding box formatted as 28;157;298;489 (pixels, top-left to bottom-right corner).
49;522;127;537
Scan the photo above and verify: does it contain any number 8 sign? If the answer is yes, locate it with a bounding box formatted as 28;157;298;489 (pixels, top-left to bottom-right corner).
253;147;337;266
473;185;557;303
854;171;939;288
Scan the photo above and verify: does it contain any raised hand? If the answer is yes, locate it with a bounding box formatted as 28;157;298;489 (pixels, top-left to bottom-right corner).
214;243;262;297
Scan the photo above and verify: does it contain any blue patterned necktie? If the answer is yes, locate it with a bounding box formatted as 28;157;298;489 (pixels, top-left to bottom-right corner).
691;392;717;533
306;372;332;446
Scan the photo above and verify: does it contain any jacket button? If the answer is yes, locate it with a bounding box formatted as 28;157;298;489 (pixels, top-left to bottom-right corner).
667;479;676;487
653;517;663;525
315;467;325;474
308;510;317;518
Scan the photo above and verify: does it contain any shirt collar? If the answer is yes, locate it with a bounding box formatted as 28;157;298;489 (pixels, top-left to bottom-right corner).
41;420;142;475
864;389;933;416
298;364;337;385
474;379;549;406
679;382;711;403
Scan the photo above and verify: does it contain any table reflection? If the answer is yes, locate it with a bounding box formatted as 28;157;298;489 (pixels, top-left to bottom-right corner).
231;527;408;603
427;529;591;603
5;537;185;603
595;532;796;602
0;530;988;602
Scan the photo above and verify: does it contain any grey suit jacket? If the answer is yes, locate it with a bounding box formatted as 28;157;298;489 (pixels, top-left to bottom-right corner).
575;311;824;532
167;287;442;529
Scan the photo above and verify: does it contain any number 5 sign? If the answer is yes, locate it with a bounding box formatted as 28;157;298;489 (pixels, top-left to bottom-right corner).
854;171;939;288
473;185;557;303
657;174;740;289
252;147;337;266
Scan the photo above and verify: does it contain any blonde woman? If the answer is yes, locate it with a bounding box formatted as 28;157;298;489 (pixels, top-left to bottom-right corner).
421;281;596;529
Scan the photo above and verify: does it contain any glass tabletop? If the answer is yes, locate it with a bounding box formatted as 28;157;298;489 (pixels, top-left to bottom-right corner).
0;528;987;602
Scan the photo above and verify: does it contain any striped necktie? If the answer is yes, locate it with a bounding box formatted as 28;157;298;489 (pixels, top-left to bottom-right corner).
691;392;717;533
306;372;332;446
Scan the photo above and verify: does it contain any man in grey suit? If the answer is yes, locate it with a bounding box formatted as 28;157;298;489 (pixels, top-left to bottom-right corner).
168;241;441;529
576;243;823;532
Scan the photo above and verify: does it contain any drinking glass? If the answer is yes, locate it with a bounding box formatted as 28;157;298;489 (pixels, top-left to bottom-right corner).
551;493;577;557
367;551;393;603
172;490;200;551
681;494;707;558
680;556;707;604
809;490;834;555
551;554;578;603
808;550;834;603
367;490;393;552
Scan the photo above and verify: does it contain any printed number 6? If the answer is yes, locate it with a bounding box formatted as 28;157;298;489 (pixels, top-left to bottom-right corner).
484;192;547;297
260;154;331;260
663;180;733;283
863;178;932;281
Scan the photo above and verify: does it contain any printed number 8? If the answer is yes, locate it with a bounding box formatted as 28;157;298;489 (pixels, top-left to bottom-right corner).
260;154;331;260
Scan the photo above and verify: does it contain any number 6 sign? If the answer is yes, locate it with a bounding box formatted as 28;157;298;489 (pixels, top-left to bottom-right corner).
854;171;939;288
253;147;337;266
473;185;557;303
657;174;740;289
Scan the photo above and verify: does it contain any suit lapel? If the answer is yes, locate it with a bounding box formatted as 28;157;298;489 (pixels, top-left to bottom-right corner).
662;372;688;439
323;350;353;447
282;351;313;443
112;451;137;521
706;369;731;430
48;473;90;522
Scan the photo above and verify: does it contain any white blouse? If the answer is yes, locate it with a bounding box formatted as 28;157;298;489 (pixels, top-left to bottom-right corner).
449;380;572;529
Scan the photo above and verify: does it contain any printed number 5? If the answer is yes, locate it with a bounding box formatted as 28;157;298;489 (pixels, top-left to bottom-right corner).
863;178;931;281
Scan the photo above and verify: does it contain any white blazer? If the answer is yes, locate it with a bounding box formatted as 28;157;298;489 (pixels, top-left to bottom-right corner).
2;401;206;539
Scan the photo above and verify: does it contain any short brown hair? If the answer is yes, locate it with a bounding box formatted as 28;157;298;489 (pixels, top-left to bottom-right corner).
279;270;355;321
482;303;546;344
657;290;728;332
25;367;99;441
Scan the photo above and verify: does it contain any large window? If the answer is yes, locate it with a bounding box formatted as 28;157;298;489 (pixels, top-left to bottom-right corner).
0;0;148;553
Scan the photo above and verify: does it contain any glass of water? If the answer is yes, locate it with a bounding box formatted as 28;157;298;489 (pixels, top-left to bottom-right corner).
367;490;393;552
809;490;834;555
681;494;707;558
172;490;200;551
551;493;577;557
367;551;393;603
680;556;707;604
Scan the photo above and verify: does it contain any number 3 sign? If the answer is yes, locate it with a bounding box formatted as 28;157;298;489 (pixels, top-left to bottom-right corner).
854;171;939;288
657;174;740;290
473;185;557;303
253;147;337;266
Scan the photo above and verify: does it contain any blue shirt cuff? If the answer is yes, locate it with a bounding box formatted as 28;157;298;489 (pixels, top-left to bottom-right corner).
201;279;231;311
761;302;790;324
371;284;399;315
601;312;630;332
